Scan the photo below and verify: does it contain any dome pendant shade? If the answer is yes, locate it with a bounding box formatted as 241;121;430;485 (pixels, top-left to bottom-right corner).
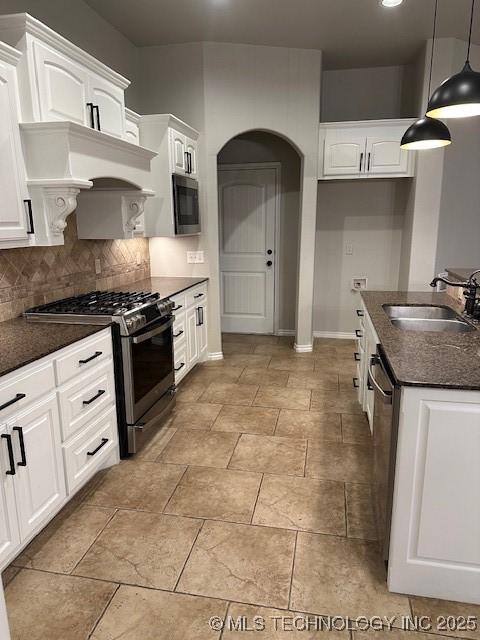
427;62;480;118
400;116;451;150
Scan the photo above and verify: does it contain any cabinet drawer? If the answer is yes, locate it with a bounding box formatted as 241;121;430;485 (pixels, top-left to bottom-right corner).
174;344;187;384
171;292;186;315
55;330;113;385
63;405;117;494
0;360;55;420
58;359;116;441
186;284;207;308
173;313;186;342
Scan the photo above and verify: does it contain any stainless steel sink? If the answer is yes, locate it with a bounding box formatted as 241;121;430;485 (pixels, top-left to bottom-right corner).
390;317;475;333
383;304;476;333
383;305;458;320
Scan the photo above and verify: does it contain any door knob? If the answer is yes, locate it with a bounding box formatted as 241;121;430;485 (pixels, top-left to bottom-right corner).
267;249;273;255
266;260;273;267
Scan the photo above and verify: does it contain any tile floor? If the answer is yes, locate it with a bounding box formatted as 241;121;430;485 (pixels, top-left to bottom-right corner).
3;334;480;639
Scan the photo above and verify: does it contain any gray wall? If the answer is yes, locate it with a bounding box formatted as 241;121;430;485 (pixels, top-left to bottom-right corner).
0;0;140;108
321;65;419;122
218;131;301;332
314;179;405;334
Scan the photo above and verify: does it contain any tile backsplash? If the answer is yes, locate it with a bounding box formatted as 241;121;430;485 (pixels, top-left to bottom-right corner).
0;214;150;322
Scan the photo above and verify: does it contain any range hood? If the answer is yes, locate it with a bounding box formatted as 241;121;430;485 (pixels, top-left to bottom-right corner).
20;121;157;245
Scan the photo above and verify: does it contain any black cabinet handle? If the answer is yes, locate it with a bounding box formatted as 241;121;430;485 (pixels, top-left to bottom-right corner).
172;305;183;312
86;102;95;128
175;362;185;372
200;307;204;326
79;351;102;365
267;249;273;255
173;330;184;338
266;260;273;267
184;151;189;173
367;378;373;392
367;152;371;171
356;309;364;317
194;293;204;299
24;199;34;234
93;105;101;131
353;377;360;389
354;352;361;362
12;427;27;467
83;389;106;406
0;393;26;413
359;152;364;172
1;435;15;476
355;329;363;338
196;307;204;327
87;438;109;457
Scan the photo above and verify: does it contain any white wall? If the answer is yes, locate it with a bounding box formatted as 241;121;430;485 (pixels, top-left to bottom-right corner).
314;179;405;334
218;131;301;332
0;0;140;107
321;65;419;122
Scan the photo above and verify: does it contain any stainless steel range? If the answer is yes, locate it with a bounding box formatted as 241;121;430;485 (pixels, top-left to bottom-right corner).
25;290;176;456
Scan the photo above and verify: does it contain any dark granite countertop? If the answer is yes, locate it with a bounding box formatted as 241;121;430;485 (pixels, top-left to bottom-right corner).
446;267;480;282
361;291;480;390
0;318;112;378
111;276;208;299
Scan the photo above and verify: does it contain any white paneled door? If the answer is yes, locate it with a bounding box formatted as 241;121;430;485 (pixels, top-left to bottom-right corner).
218;166;278;334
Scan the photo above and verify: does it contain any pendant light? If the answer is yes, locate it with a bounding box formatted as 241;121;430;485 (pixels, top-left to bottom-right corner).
401;0;452;149
427;0;480;118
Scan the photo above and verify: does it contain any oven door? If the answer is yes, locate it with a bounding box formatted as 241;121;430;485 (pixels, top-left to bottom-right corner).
122;316;174;426
172;174;200;235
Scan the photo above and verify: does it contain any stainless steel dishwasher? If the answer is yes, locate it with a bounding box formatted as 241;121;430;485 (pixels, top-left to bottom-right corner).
367;347;401;565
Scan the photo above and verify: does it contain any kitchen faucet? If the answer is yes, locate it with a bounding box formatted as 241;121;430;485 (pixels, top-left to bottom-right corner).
430;269;480;317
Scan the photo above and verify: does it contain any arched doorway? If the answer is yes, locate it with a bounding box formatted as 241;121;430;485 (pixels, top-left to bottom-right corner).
217;130;301;339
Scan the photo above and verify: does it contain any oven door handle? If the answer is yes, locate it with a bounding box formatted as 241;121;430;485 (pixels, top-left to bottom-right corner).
367;355;393;405
131;317;173;344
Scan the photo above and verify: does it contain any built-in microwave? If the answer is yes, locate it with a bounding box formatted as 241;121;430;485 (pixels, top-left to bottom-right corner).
172;174;201;235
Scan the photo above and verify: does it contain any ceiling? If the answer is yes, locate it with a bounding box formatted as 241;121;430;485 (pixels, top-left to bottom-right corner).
84;0;480;69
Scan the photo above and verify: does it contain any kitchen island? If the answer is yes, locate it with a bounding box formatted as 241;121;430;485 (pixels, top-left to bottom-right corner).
358;291;480;605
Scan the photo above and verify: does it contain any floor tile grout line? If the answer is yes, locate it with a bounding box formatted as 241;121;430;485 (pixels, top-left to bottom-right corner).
87;581;120;639
173;519;206;592
69;507;119;576
225;432;242;469
287;530;299;611
249;473;265;525
343;482;348;538
161;464;190;515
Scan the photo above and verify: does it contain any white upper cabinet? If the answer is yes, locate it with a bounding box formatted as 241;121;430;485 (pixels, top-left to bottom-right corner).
125;108;140;145
319;119;416;180
0;14;130;140
185;136;198;178
0;41;29;247
32;41;90;126
169;128;187;174
88;72;126;138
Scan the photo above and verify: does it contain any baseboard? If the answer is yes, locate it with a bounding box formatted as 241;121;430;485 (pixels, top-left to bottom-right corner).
275;329;295;336
207;351;224;361
314;331;356;340
294;343;313;353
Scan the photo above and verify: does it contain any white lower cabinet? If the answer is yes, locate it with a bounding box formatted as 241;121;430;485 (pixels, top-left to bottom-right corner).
0;328;119;572
172;283;208;384
8;395;65;540
354;303;379;431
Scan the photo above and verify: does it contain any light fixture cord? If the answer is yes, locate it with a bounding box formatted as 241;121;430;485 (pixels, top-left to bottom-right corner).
427;0;438;97
466;0;476;62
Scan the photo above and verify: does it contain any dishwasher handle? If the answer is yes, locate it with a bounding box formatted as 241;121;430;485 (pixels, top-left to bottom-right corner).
368;354;393;405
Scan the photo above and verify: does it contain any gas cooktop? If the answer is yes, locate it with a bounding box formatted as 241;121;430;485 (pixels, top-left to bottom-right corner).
25;290;174;336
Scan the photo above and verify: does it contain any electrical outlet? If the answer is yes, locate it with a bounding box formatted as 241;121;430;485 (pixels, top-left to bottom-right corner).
352;277;368;291
94;258;101;275
187;252;196;264
345;242;354;256
195;251;205;264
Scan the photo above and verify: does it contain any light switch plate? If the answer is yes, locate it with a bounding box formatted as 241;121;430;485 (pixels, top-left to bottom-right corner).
187;251;205;264
345;242;354;256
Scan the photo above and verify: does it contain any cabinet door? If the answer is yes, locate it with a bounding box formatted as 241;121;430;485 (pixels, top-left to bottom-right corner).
88;74;125;138
323;132;366;176
185;137;198;178
10;396;66;540
186;306;199;369
0;59;28;242
32;41;89;126
196;303;208;360
366;136;409;175
0;424;20;567
169;129;187;175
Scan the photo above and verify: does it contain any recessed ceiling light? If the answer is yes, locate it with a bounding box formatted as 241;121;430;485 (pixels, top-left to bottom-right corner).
380;0;403;7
